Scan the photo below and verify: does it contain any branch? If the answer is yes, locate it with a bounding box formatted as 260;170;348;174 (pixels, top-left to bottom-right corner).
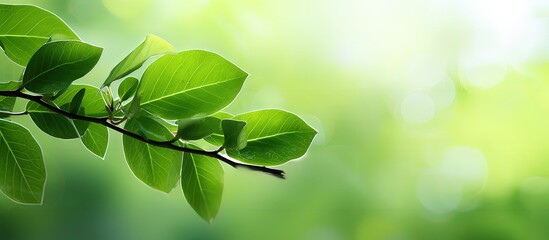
0;90;285;179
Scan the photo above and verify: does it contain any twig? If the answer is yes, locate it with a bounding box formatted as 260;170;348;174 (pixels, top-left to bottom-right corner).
0;90;285;179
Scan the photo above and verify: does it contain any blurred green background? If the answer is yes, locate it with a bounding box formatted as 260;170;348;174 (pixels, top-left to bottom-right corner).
2;0;549;239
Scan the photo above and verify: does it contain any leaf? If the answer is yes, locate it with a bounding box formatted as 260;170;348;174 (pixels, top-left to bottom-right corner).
182;150;224;223
0;82;19;118
26;101;80;139
204;112;234;146
226;109;317;166
0;81;21;91
69;88;86;114
177;117;221;141
23;41;102;94
26;84;107;139
138;50;248;120
53;84;108;118
221;119;247;150
118;77;139;102
0;96;15;119
102;34;176;88
0;4;79;66
0;119;46;204
81;123;109;159
123;115;182;192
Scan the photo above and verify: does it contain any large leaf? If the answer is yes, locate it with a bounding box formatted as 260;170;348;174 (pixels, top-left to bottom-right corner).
138;50;248;120
23;41;102;94
102;34;176;87
182;151;224;223
226;109;317;166
123;115;182;192
0;4;79;66
0;119;46;204
81;123;109;159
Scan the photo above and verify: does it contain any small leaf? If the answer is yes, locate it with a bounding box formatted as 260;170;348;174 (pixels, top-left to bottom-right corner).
26;101;80;139
0;82;17;118
226;109;317;166
0;96;15;119
0;81;21;91
53;84;109;118
123;115;181;192
23;41;102;94
102;34;176;88
0;4;80;66
177;117;221;141
81;123;109;159
204;112;234;146
182;150;224;223
138;50;248;120
221;119;247;150
0;119;46;204
27;85;107;139
69;88;86;114
118;77;139;102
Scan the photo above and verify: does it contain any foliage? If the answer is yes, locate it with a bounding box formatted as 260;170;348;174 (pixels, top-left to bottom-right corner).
0;4;316;222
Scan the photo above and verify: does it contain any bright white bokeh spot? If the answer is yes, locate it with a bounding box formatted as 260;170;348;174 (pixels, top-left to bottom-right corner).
405;55;447;91
460;56;508;89
440;147;487;182
400;93;435;124
429;76;455;108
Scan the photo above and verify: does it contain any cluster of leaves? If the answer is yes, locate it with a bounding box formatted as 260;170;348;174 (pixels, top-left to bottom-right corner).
0;4;316;222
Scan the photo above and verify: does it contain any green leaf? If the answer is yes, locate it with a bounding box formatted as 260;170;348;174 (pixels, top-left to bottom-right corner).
226;109;317;166
26;84;108;139
81;123;109;159
182;150;224;223
118;77;139;102
221;119;247;150
0;119;46;204
26;101;80;139
138;50;248;120
0;81;21;91
53;84;109;118
123;115;182;192
204;112;234;146
131;110;176;141
177;117;221;141
0;82;19;118
23;41;102;94
69;88;86;114
0;4;79;66
102;34;176;88
0;96;15;119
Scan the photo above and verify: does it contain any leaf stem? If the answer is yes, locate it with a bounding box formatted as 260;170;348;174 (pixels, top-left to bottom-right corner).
0;90;285;179
0;110;28;116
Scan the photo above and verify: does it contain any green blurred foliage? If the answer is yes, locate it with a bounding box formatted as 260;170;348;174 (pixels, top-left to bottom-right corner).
2;0;549;239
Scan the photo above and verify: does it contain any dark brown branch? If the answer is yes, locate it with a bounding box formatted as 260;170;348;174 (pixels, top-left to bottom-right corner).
0;90;285;179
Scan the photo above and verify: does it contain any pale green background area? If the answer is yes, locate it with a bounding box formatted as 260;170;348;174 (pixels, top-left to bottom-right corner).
2;0;549;239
